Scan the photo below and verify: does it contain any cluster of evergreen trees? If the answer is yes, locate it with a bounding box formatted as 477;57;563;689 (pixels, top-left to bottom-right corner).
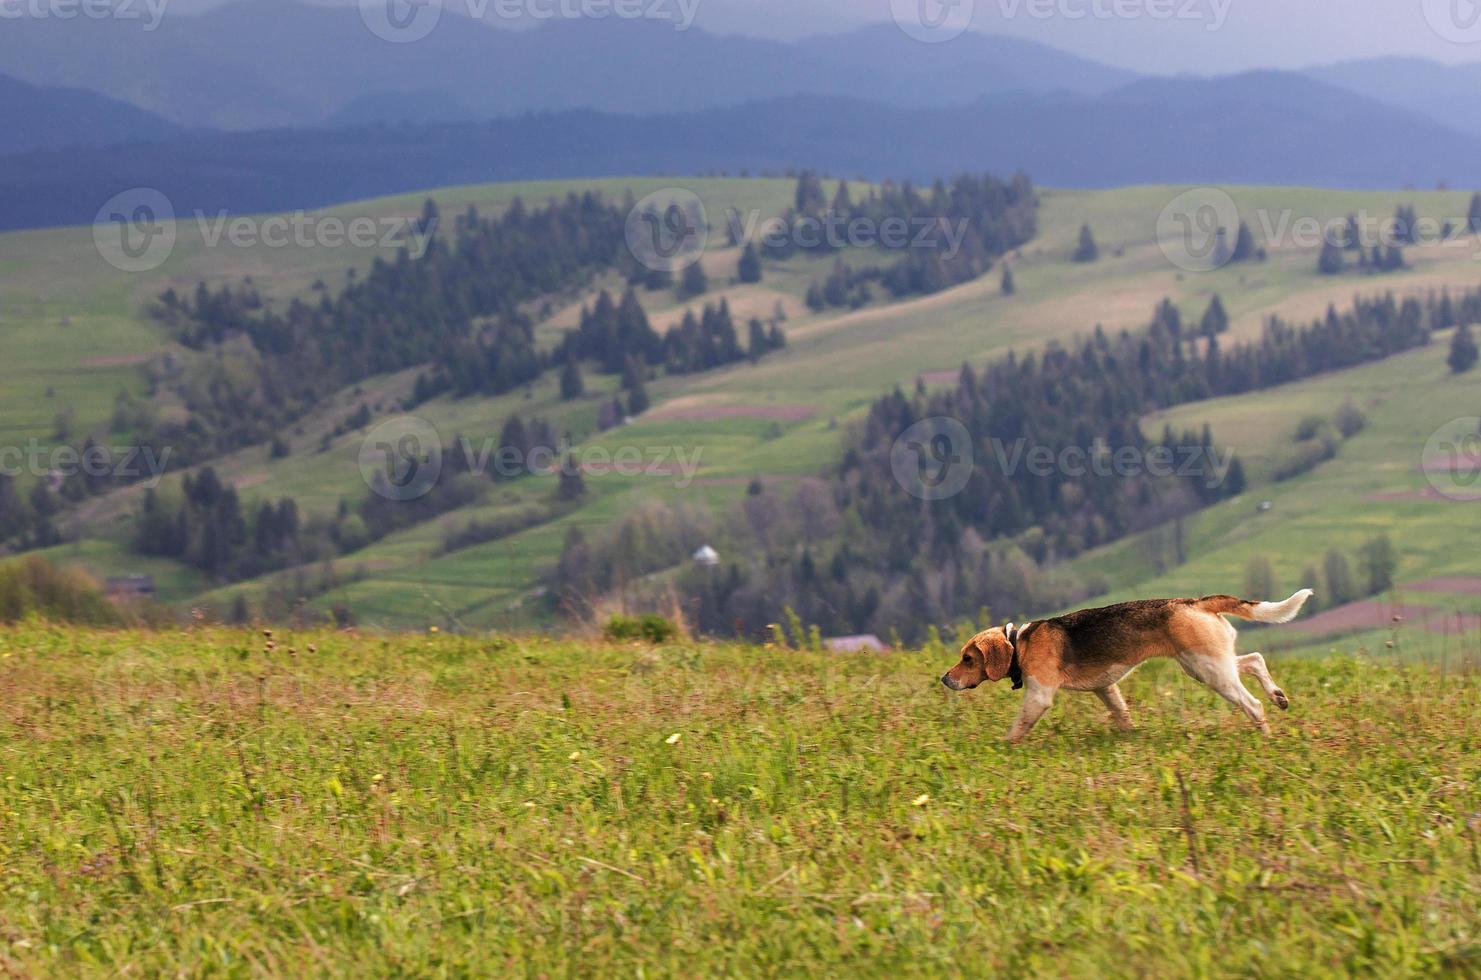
154;193;636;455
0;475;61;551
126;406;565;581
358;412;560;543
805;260;879;311
665;300;784;373
1215;221;1263;265
1248;533;1396;614
1312;205;1466;275
0;425;179;551
557;289;786;382
769;172;1036;310
560;288;664;373
135;468;317;580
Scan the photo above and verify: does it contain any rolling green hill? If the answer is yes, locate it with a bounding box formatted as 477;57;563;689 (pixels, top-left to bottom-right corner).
8;177;1481;635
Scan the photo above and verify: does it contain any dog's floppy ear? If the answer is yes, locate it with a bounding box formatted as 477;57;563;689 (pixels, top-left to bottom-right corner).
967;627;1015;683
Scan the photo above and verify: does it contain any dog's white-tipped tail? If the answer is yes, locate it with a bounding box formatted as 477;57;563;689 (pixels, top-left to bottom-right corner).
1249;589;1315;624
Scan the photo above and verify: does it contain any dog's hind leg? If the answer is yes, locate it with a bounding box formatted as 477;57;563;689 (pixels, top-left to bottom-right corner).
1177;651;1270;734
1237;652;1289;710
1094;683;1135;731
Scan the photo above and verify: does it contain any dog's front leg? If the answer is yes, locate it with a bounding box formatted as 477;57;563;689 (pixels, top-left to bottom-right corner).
1005;679;1057;744
1095;683;1135;731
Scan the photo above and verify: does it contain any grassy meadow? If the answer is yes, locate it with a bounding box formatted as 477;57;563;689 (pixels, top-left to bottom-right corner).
0;624;1477;975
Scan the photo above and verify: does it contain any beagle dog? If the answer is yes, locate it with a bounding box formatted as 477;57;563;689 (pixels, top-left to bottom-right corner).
941;590;1313;743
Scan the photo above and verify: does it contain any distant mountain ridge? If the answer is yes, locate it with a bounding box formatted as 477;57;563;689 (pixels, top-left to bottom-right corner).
3;70;1479;232
1305;57;1481;139
0;72;185;154
0;2;1137;130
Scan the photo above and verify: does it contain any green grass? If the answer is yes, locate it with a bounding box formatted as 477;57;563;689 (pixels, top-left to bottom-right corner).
0;624;1477;975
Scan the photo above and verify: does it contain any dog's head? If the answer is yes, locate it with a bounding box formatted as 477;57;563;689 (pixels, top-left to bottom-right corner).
941;625;1017;691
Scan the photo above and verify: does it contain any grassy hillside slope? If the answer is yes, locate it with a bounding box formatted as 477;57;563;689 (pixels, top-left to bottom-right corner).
1058;334;1481;651
11;178;1481;629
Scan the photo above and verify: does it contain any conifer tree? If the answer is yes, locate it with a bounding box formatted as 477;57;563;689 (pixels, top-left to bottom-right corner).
1244;555;1276;600
1200;294;1229;337
418;197;440;236
1323;549;1355;605
805;282;826;311
748;317;768;362
1449;321;1479;374
679;260;708;299
1301;566;1323;611
1072;224;1099;263
1318;240;1345;275
1212;228;1232;268
626;375;650;416
1358;534;1396;595
1231;221;1256;262
794;171;827;215
1000;264;1016;296
831;178;853;213
557;452;586;501
738;243;762;284
559;357;584;400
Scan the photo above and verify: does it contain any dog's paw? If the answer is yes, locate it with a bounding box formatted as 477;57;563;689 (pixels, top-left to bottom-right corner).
1271;689;1290;711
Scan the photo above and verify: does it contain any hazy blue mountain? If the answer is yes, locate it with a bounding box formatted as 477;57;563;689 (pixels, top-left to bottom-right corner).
0;1;1134;130
0;72;185;154
326;91;477;129
1308;57;1481;139
4;70;1476;232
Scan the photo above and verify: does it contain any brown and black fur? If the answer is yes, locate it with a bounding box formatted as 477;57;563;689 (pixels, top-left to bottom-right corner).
942;591;1312;743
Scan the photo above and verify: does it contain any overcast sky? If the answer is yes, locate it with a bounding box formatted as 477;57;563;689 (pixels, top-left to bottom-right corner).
681;0;1481;72
177;0;1481;74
